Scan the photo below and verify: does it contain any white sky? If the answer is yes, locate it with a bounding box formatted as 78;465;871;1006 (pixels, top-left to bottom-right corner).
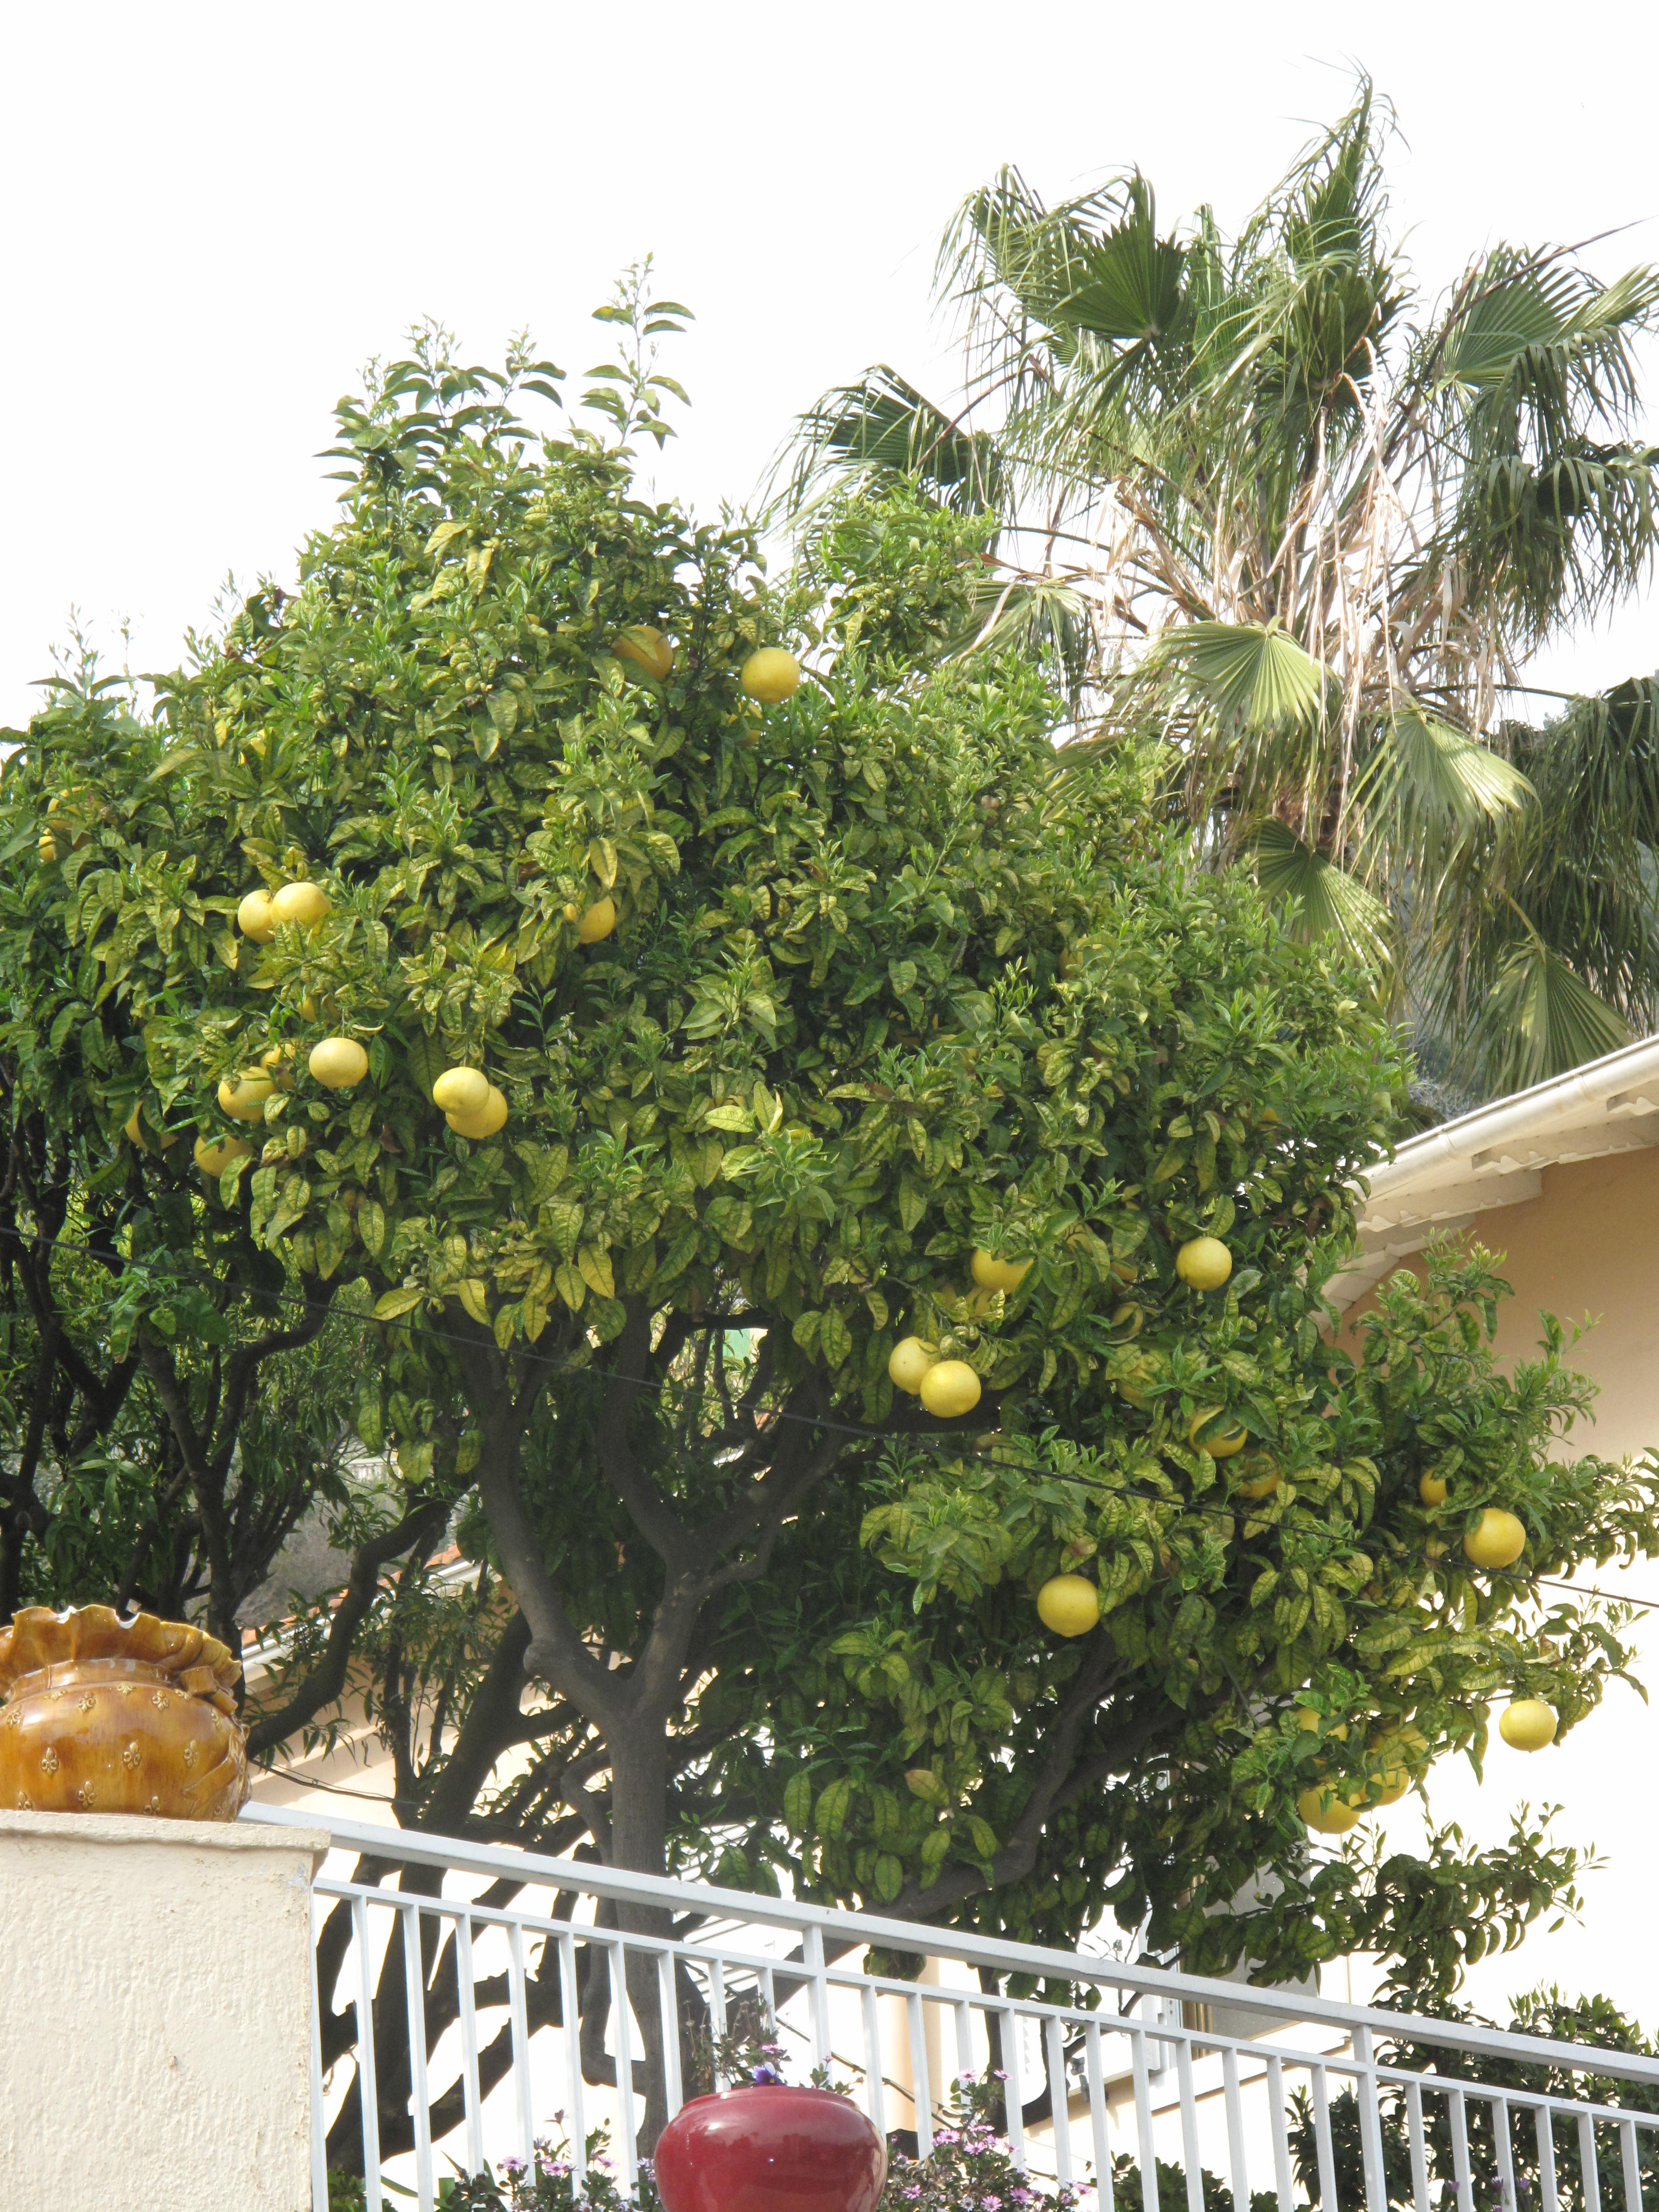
5;1;1657;727
8;0;1659;2026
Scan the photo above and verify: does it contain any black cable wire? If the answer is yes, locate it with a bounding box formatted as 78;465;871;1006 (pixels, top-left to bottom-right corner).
2;1215;1652;1615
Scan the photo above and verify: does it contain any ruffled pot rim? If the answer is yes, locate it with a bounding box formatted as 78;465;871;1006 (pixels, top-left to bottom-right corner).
0;1605;239;1698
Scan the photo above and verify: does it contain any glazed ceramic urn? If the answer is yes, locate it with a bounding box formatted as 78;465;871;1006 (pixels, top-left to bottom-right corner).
0;1604;249;1819
653;2083;888;2212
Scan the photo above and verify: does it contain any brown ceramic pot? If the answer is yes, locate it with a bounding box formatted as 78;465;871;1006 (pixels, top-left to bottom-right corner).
0;1604;249;1820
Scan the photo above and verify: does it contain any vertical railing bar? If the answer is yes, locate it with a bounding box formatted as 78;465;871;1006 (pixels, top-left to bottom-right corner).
861;1983;889;2136
1450;2088;1474;2212
1312;2062;1339;2212
608;1939;640;2198
1580;2110;1603;2212
399;1900;434;2212
1266;2055;1294;2212
308;1890;329;2212
1536;2104;1559;2212
954;1999;975;2076
659;1949;685;2121
1222;2046;1250;2212
1000;2006;1024;2171
1621;2118;1642;2212
456;1912;484;2175
557;1930;587;2192
804;1924;832;2072
709;1957;730;2087
1086;2022;1115;2212
507;1922;535;2171
908;1992;935;2158
760;1964;777;2027
1495;2094;1518;2212
1408;2079;1431;2212
1177;2035;1205;2212
1132;2025;1160;2212
352;1893;383;2212
1045;2014;1073;2186
1354;2025;1390;2212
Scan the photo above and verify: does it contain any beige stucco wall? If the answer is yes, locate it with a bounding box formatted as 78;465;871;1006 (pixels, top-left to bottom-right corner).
0;1811;327;2210
1344;1145;1659;1462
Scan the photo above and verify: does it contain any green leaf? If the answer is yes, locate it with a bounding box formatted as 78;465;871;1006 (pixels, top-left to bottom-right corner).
373;1287;425;1320
1165;622;1326;730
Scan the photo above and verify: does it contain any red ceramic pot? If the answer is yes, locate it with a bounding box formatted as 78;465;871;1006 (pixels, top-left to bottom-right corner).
654;2084;887;2212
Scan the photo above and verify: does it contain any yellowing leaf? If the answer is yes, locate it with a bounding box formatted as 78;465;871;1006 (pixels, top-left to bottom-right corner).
577;1243;615;1300
457;1278;490;1325
374;1287;425;1320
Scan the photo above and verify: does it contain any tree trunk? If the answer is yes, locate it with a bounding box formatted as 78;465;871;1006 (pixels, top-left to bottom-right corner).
610;1733;677;2156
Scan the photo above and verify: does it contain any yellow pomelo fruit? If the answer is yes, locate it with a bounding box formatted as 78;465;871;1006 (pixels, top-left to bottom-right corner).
270;880;331;929
1175;1236;1233;1290
1233;1454;1280;1500
1188;1407;1248;1457
259;1045;296;1088
578;898;617;944
446;1083;508;1140
126;1103;176;1152
433;1066;490;1117
218;1073;273;1122
1296;1708;1349;1744
919;1359;982;1419
970;1248;1031;1296
194;1134;252;1179
1369;1766;1412;1805
309;1037;369;1090
1498;1698;1557;1752
1298;1785;1362;1835
614;625;674;681
1419;1471;1449;1506
1462;1507;1526;1571
740;648;802;703
237;889;275;942
1037;1574;1100;1637
888;1336;936;1395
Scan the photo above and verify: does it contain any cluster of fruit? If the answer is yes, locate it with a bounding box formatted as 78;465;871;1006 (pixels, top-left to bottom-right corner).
127;635;806;1179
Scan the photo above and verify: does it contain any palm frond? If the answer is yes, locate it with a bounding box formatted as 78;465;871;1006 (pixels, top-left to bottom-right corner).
1162;622;1328;730
1249;818;1393;967
769;367;1003;525
1460;926;1634;1094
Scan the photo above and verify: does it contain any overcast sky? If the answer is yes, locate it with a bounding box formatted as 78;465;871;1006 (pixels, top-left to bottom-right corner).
5;1;1657;730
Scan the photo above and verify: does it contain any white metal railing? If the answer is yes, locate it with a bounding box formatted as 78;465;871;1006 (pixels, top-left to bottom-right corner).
242;1803;1659;2212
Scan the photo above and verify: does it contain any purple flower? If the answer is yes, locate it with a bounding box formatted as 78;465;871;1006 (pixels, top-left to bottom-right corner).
993;2068;1008;2081
958;2070;978;2086
504;2160;526;2176
752;2062;787;2086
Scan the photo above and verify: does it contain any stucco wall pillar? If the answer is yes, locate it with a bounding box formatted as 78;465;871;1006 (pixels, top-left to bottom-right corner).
0;1809;328;2210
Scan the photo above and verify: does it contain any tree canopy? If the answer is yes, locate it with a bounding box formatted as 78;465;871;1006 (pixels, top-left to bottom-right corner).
4;286;1657;2161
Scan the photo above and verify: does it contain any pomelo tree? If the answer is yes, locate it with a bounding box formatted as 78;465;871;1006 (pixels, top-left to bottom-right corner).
13;300;1657;2156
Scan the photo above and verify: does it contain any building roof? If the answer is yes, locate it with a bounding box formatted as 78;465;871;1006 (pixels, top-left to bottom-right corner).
1327;1032;1659;1310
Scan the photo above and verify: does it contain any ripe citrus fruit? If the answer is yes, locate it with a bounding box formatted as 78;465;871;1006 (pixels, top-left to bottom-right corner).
1419;1471;1448;1506
740;648;802;703
1296;1708;1348;1744
218;1073;273;1122
614;625;674;681
1175;1236;1232;1291
1370;1766;1411;1806
1188;1408;1248;1457
1462;1508;1526;1571
1232;1454;1280;1500
433;1066;490;1117
1297;1784;1362;1835
194;1134;252;1179
888;1336;936;1395
125;1103;177;1152
919;1360;982;1419
309;1037;369;1090
1037;1574;1100;1637
578;898;617;944
271;880;331;929
970;1249;1031;1296
1498;1698;1557;1752
446;1084;508;1140
237;889;275;942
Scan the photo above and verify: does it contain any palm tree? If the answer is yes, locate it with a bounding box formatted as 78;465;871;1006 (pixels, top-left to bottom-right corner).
779;86;1659;1098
